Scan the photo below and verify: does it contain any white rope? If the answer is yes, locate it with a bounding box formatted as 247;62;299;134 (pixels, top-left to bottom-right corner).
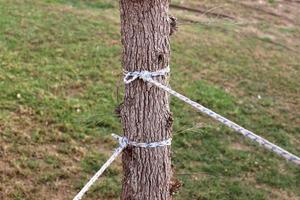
112;134;172;148
73;134;171;200
124;66;170;84
74;65;299;200
124;66;300;166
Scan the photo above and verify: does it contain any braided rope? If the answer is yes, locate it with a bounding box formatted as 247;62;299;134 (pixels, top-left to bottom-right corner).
124;66;170;84
112;134;172;148
73;134;171;200
74;65;299;200
124;66;300;166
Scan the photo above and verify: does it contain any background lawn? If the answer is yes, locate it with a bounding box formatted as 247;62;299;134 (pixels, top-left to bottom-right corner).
0;0;299;199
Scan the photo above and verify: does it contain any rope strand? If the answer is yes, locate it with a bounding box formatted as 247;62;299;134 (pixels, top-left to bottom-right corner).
73;134;171;200
74;65;299;200
124;66;300;166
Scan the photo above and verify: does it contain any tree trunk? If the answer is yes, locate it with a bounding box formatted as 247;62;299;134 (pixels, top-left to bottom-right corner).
119;0;173;199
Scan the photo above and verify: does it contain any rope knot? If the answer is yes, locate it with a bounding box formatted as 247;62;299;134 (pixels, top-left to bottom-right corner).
112;134;172;148
124;66;170;84
112;134;128;148
139;71;153;81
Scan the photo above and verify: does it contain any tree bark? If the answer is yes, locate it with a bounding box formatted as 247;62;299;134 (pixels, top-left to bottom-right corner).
119;0;173;199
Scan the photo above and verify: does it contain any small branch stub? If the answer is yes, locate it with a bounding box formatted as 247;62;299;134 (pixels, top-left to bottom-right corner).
169;16;178;36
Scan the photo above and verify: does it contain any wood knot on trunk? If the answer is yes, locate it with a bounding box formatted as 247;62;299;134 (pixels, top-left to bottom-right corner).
169;16;177;36
169;178;182;196
166;111;173;132
115;103;124;119
169;164;182;196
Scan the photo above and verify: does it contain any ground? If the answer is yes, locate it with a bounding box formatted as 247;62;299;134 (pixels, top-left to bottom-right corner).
0;0;299;199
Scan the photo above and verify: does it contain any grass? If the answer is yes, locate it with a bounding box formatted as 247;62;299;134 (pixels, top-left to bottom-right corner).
0;0;299;199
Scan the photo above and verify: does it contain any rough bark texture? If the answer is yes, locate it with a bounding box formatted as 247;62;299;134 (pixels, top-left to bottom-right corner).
119;0;173;199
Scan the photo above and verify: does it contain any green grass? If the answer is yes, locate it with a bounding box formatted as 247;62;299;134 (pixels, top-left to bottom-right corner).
0;0;299;199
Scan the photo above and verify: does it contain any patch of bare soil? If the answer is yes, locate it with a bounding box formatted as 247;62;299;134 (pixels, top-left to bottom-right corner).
172;0;300;53
237;172;299;200
234;0;300;25
172;0;300;25
230;142;252;151
0;107;79;199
